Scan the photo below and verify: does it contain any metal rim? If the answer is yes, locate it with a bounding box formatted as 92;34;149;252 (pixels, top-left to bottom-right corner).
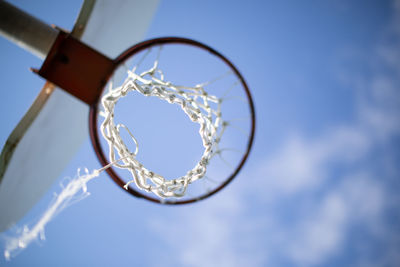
89;37;256;204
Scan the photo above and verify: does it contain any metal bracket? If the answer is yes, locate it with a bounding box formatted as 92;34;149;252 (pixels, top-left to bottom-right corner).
33;30;115;105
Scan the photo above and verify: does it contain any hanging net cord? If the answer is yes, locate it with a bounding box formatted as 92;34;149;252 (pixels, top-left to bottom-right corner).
100;49;230;198
3;166;103;260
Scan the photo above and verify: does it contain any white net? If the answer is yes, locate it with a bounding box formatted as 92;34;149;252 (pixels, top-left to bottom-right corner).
100;47;227;198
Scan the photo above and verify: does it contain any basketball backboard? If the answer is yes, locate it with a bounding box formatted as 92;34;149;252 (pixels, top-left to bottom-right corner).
0;0;159;232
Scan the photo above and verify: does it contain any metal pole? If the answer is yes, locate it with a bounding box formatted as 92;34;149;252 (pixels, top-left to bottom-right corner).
0;1;58;59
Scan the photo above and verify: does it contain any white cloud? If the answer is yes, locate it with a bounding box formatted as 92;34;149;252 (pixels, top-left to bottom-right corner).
249;124;372;202
287;192;348;265
148;192;265;267
286;173;384;265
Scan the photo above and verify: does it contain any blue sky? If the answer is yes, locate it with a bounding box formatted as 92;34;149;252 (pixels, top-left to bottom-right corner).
1;0;400;266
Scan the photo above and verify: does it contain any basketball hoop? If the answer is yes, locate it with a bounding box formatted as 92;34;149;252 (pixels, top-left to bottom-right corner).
34;33;256;203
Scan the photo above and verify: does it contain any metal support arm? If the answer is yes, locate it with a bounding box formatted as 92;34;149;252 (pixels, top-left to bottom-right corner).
0;1;58;59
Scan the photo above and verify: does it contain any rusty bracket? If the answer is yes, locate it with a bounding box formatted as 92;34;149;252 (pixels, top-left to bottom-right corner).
32;30;115;105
